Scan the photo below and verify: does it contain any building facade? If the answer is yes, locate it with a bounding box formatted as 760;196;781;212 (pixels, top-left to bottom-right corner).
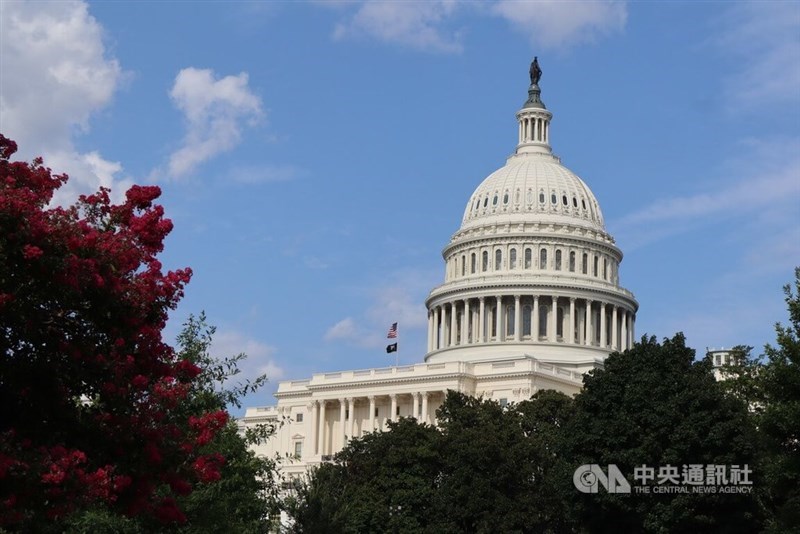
242;63;639;481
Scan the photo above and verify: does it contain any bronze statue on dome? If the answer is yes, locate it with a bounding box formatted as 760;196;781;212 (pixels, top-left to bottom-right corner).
530;57;542;86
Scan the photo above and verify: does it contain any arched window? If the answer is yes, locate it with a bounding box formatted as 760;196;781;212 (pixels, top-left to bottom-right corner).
593;256;599;277
582;253;588;274
525;248;532;269
482;251;489;272
551;193;557;205
540;248;548;269
539;305;548;338
495;249;502;270
522;305;532;336
510;248;517;269
506;305;515;336
539;191;545;204
569;251;576;272
461;255;466;276
603;258;608;280
555;250;562;271
471;253;476;274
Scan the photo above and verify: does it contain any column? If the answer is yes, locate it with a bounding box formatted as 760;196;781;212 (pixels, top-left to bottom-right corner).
390;394;398;423
496;296;503;341
412;393;420;420
569;298;576;344
549;296;557;342
533;296;540;340
310;401;318;455
339;399;346;448
514;295;521;341
600;303;607;348
450;302;457;347
318;400;327;456
421;392;429;424
479;297;486;343
584;300;592;346
368;396;376;432
611;305;618;350
433;307;440;350
621;310;628;351
464;299;471;344
427;311;434;352
348;398;356;440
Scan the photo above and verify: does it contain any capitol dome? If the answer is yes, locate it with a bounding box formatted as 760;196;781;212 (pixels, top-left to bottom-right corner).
424;60;638;372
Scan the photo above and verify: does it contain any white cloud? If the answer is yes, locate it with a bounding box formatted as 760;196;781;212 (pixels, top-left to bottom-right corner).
0;0;130;203
167;68;264;178
332;0;464;54
324;269;437;349
613;137;800;249
211;329;284;384
715;2;800;110
492;0;627;49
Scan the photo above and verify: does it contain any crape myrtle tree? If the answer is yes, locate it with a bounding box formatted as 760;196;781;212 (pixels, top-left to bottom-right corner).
0;135;241;529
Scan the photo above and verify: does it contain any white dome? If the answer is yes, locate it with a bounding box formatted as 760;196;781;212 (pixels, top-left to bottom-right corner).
461;152;605;233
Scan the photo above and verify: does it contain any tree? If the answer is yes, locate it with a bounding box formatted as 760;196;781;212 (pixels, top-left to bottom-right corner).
288;417;442;533
0;136;228;528
758;267;800;532
565;334;763;533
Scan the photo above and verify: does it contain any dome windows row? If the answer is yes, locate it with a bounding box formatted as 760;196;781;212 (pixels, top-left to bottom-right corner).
447;245;619;285
467;187;596;223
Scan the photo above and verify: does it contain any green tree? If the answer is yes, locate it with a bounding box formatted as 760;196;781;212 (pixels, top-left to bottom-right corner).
758;268;800;532
565;334;762;533
288;417;441;533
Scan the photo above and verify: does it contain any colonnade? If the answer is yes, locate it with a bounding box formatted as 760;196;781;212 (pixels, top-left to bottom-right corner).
519;114;549;144
427;295;634;353
306;391;445;457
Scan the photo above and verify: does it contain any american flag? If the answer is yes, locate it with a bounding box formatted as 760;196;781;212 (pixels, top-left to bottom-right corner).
386;322;398;339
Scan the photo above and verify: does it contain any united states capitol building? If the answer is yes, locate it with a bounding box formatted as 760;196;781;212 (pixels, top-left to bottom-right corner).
242;61;639;480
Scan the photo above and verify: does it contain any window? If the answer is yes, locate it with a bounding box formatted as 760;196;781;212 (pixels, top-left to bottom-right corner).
523;305;532;336
555;250;562;271
539;191;545;204
582;253;588;274
603;259;608;280
593;256;599;277
562;195;568;206
499;398;508;408
525;248;532;269
510;248;517;269
471;253;476;274
482;251;489;272
484;197;488;207
581;199;587;210
569;251;576;272
495;249;502;270
461;255;466;276
715;354;722;366
539;305;548;338
551;193;557;205
294;442;303;458
493;195;498;206
506;304;514;336
295;413;304;423
375;407;379;417
572;196;578;208
490;307;497;337
557;306;564;338
503;193;509;204
540;248;548;269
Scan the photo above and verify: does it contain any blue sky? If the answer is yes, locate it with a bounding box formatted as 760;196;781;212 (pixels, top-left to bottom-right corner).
2;1;799;412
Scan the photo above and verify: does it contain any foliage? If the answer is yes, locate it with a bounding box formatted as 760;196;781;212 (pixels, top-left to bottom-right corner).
758;267;800;532
0;136;228;529
565;333;762;533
